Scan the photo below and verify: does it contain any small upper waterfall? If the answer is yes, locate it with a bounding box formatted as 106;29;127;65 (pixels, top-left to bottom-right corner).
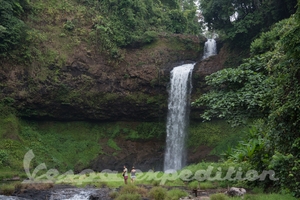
164;63;195;172
202;38;217;59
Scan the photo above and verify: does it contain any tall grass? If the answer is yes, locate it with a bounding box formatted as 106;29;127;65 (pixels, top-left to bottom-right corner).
188;120;248;156
230;193;297;200
0;119;162;174
166;188;188;200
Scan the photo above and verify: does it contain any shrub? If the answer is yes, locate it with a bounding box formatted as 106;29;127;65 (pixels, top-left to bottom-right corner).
148;187;167;200
152;180;160;186
166;189;188;200
118;184;148;198
109;191;118;199
0;150;9;166
187;181;199;190
115;193;141;200
136;186;148;198
63;20;75;31
0;0;29;56
210;193;229;200
107;138;121;151
119;184;139;194
142;31;158;43
0;184;15;195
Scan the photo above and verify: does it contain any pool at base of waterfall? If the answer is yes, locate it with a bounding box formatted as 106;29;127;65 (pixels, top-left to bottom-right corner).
1;186;112;200
49;187;111;200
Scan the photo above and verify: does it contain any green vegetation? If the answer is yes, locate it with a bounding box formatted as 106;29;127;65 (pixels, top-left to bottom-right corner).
148;186;167;200
114;184;147;200
189;120;247;155
1;0;299;198
0;0;30;56
0;0;202;64
210;193;228;200
0;103;247;177
210;193;297;200
0;117;102;174
0;95;249;186
165;188;188;199
194;1;300;197
0;114;167;174
200;0;297;47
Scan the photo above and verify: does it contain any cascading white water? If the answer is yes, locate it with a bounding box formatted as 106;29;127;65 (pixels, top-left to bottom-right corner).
49;188;110;200
202;38;217;59
164;63;195;172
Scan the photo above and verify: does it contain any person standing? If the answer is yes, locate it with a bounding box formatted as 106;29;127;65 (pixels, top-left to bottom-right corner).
123;165;128;184
130;166;136;184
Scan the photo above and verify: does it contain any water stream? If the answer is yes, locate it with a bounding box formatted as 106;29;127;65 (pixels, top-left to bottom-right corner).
202;38;217;59
163;63;195;172
0;187;112;200
49;187;110;200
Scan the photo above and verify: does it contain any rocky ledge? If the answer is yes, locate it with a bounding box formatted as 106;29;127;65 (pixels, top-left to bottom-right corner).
0;35;228;122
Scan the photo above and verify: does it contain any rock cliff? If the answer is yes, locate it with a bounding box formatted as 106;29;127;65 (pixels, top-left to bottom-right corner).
0;34;228;122
0;35;234;172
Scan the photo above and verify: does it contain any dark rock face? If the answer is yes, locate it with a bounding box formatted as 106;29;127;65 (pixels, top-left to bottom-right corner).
91;139;165;172
0;35;228;121
89;138;219;173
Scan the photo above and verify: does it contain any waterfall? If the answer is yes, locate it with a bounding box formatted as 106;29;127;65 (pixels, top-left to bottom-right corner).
164;63;195;172
202;38;217;59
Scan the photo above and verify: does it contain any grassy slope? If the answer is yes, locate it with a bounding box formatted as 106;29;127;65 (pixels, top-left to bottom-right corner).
0;111;247;179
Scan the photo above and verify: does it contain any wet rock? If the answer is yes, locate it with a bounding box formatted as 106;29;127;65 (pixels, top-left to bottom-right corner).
89;194;99;200
13;189;52;200
0;195;30;200
225;187;246;197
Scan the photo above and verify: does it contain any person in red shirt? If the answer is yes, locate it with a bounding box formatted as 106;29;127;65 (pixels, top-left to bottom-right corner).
122;165;128;184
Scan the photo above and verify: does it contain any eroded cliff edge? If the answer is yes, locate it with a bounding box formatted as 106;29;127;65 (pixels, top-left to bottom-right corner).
0;35;234;171
0;35;228;121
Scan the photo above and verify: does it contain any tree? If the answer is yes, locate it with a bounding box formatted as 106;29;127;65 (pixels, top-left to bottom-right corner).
199;0;297;47
0;0;30;56
91;0;201;56
193;2;300;195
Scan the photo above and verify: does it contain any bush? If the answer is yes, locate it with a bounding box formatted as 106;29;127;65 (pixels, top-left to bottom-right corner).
148;187;167;200
0;150;9;166
136;186;148;198
0;0;29;56
0;184;15;195
63;20;75;31
166;189;188;200
109;191;118;199
115;193;141;200
142;31;158;43
119;184;139;194
210;193;229;200
187;181;199;190
118;184;148;198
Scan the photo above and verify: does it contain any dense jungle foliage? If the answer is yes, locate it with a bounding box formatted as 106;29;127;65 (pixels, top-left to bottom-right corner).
200;0;298;47
0;0;201;61
1;0;300;198
194;0;300;197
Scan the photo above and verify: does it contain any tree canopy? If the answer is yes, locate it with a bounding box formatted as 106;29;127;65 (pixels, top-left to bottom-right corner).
1;0;202;60
194;1;300;196
0;0;30;56
199;0;298;47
